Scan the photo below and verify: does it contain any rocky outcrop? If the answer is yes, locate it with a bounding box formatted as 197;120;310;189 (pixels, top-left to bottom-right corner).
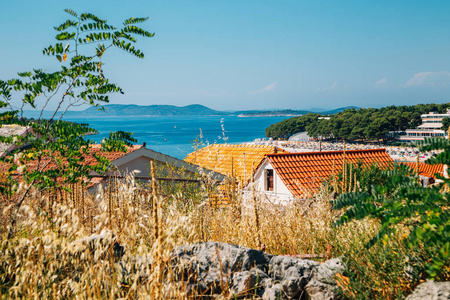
406;280;450;300
170;242;343;299
304;258;345;300
94;240;450;300
171;242;273;296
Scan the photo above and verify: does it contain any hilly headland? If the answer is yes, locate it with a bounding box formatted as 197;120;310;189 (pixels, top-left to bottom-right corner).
63;104;357;117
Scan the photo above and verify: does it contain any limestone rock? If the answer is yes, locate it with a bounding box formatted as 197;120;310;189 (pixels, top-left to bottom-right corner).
262;283;284;300
268;255;319;282
406;280;450;300
315;258;345;284
171;242;272;295
280;276;303;299
230;268;269;298
304;278;340;300
304;258;345;300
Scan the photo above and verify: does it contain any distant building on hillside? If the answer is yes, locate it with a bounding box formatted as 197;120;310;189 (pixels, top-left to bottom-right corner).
399;110;450;142
288;132;311;142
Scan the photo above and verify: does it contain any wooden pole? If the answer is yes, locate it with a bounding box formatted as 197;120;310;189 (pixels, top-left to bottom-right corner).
416;153;420;185
151;160;158;214
349;163;353;193
243;153;246;183
252;161;261;249
108;175;112;230
81;183;85;225
343;141;347;192
150;160;163;299
231;156;235;204
332;159;336;193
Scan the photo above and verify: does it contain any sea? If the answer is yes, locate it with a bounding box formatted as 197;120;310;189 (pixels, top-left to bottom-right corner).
62;115;287;159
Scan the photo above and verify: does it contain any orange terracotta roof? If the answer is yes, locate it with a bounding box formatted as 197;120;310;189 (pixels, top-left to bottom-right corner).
185;144;286;183
267;149;393;198
400;162;444;179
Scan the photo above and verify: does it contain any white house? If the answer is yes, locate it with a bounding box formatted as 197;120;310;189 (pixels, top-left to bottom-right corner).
245;149;393;205
245;158;296;205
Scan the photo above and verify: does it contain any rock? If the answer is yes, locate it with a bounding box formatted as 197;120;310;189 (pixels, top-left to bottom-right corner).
116;242;349;300
280;276;303;299
171;242;272;296
262;283;284;300
230;268;269;298
304;278;340;300
406;280;450;300
268;255;319;282
315;258;345;284
304;258;345;300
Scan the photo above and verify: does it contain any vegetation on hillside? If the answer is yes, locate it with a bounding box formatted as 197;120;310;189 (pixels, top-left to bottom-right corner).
237;105;358;117
265;103;450;140
72;104;229;116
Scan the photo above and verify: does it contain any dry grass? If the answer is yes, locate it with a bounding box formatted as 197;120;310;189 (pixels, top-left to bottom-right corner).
0;173;419;299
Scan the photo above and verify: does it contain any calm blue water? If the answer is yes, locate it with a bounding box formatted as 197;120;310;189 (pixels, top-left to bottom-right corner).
62;116;286;159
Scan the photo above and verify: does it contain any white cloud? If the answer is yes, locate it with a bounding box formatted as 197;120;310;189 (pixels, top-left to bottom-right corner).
375;78;388;88
404;71;450;87
321;81;338;90
248;82;277;95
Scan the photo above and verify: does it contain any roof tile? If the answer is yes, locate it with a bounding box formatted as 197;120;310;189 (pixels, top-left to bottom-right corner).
184;143;286;183
400;162;444;179
267;149;393;199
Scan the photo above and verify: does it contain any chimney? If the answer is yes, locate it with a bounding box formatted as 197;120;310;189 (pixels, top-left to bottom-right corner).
274;147;278;154
142;142;146;148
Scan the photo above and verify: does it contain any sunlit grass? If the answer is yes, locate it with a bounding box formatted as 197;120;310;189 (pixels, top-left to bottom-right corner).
0;174;438;299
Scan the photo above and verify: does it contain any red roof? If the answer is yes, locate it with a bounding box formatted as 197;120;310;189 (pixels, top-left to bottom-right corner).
400;162;444;179
81;144;142;166
0;144;142;175
266;149;393;198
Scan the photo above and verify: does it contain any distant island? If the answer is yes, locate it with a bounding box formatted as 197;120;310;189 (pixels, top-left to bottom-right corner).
59;104;359;117
65;104;228;117
13;104;360;118
237;106;358;117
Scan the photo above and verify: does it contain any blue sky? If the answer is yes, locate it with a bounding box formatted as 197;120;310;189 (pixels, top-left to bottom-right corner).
2;0;450;111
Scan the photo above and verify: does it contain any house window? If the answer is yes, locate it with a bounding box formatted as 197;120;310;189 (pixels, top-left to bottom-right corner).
266;169;274;191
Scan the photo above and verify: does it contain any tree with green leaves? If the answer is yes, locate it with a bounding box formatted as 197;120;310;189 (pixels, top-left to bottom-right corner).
442;117;450;133
265;103;450;141
0;9;153;209
332;137;449;280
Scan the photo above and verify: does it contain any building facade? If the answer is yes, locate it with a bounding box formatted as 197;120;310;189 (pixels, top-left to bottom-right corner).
399;110;450;142
245;149;393;205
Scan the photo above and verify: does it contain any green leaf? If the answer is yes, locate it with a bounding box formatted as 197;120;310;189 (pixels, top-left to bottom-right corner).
123;17;149;25
64;8;78;18
55;31;76;40
54;19;78;31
